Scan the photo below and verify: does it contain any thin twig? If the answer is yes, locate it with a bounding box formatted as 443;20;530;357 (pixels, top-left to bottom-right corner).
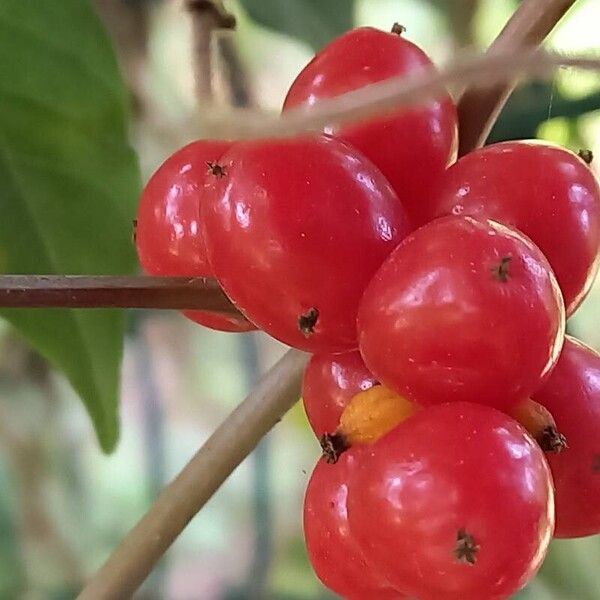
0;275;242;315
187;0;236;102
195;49;600;141
457;0;577;155
77;348;308;600
212;29;256;108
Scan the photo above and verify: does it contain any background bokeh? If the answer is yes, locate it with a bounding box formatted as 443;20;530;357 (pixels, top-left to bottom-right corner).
1;0;600;598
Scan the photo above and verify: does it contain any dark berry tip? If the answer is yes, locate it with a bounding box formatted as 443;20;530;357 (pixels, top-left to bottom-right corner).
391;22;406;35
206;161;227;178
454;528;479;565
298;307;319;337
538;426;568;454
319;432;348;464
491;255;512;282
578;149;594;165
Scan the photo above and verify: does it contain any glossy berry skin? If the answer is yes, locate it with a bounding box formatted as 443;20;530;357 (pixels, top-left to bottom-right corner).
202;135;411;352
427;141;600;316
358;216;565;410
302;351;378;436
347;402;555;600
304;453;406;599
533;336;600;538
283;27;458;229
136;140;254;332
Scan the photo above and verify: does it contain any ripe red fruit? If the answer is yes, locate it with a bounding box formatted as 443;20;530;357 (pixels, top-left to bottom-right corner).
135;140;254;332
358;216;565;410
533;336;600;538
202;135;411;352
283;26;458;229
302;351;377;437
304;453;406;599
347;402;554;600
427;141;600;315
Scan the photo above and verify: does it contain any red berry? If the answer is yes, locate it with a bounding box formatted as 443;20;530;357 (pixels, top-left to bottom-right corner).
427;141;600;316
183;309;254;333
358;216;565;410
302;351;377;437
347;402;554;600
283;26;458;229
202;135;411;352
533;336;600;538
135;140;254;332
304;453;406;599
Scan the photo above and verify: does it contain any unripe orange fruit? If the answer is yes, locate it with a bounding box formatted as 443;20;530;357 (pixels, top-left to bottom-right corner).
321;385;417;463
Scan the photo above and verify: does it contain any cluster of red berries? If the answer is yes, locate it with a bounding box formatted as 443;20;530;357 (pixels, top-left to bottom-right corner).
135;25;600;600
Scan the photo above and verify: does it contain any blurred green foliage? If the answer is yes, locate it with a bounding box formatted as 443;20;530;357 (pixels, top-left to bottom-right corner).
0;0;141;451
491;82;600;143
238;0;354;50
0;467;23;598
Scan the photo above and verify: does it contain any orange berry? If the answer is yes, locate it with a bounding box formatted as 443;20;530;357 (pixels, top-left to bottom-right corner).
340;385;417;444
320;385;417;463
509;398;567;453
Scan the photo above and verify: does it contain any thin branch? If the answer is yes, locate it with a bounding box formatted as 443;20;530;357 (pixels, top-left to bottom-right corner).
195;49;600;141
186;0;236;102
77;348;308;600
212;29;256;108
0;275;242;315
457;0;577;155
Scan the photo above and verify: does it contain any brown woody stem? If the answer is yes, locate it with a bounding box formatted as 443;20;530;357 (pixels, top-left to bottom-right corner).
0;275;243;315
187;0;236;102
457;0;577;155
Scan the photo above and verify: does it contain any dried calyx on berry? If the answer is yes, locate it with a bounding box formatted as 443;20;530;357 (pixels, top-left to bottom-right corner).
454;528;479;565
206;161;227;178
509;398;567;453
491;255;512;282
538;425;568;453
578;149;594;165
298;307;319;337
319;432;348;464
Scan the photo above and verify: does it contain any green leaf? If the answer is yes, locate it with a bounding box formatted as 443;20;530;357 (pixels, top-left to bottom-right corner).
489;81;600;143
238;0;355;50
0;0;140;452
